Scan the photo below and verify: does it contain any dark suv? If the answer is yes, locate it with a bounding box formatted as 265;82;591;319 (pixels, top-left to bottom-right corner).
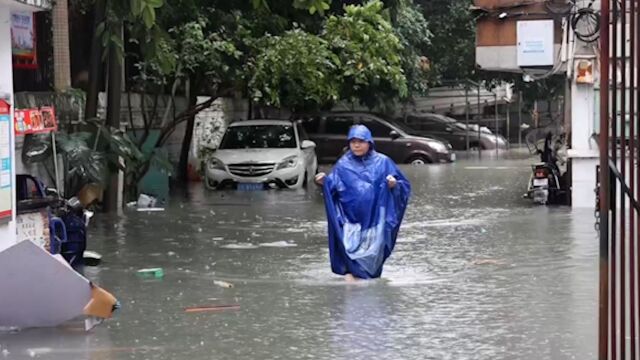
295;112;455;165
397;113;507;150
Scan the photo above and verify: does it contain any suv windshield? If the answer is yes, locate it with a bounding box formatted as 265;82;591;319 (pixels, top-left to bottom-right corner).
219;125;296;149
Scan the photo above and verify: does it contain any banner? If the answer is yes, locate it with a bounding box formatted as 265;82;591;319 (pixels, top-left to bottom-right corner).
14;107;58;135
11;12;37;69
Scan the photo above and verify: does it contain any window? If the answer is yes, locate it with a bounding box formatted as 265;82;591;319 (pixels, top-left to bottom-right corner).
300;117;321;134
361;119;393;138
325;117;354;135
408;116;447;132
219;125;297;149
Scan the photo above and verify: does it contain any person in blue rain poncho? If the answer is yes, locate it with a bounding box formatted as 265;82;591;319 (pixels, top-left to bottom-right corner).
315;125;411;280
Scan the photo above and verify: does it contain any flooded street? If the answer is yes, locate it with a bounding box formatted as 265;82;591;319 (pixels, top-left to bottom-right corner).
0;154;598;360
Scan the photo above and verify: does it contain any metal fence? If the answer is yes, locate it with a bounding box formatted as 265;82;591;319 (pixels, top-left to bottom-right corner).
598;0;640;359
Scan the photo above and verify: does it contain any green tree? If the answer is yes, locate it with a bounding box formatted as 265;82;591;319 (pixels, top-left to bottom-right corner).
391;0;431;95
416;0;475;82
249;30;339;111
324;0;408;108
250;1;410;111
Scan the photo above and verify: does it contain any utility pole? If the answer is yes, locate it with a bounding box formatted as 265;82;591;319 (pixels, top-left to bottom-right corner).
494;93;499;157
465;86;470;153
518;91;522;148
477;82;481;157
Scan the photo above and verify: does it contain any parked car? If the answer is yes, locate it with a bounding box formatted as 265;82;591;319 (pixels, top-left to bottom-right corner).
295;112;455;165
204;120;318;190
397;113;508;150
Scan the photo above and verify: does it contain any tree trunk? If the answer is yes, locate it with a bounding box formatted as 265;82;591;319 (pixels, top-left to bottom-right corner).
178;79;196;182
85;0;106;119
103;24;123;213
52;0;71;90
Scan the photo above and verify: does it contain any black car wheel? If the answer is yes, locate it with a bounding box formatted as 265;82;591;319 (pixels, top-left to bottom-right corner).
406;155;431;165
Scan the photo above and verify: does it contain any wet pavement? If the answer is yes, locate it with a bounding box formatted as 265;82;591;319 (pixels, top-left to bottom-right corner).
0;152;598;360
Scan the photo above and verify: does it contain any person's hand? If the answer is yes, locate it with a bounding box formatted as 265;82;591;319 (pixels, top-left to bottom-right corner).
386;175;397;189
315;172;326;186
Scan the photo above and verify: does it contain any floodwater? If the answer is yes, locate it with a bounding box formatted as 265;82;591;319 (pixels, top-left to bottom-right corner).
0;153;598;360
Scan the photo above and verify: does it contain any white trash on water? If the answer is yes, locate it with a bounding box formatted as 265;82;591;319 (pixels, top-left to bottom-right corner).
213;280;234;288
220;243;259;250
258;241;297;248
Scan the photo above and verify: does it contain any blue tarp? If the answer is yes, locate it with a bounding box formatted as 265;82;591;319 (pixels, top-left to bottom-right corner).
322;125;411;279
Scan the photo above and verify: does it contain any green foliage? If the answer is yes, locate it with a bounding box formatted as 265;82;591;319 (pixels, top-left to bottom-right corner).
416;0;475;82
248;0;411;110
55;132;109;195
293;0;331;15
392;1;431;95
89;120;173;200
324;0;408;108
173;20;243;82
97;0;168;67
250;30;339;111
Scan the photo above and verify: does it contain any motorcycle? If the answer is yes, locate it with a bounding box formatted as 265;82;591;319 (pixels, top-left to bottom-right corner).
46;188;97;271
525;132;567;205
60;197;94;269
16;174;99;271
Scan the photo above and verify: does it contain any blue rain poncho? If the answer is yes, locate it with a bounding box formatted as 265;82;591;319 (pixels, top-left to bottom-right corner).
322;125;411;279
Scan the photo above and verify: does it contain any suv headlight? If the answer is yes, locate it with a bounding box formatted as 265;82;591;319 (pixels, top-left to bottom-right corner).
427;140;449;154
208;158;226;171
276;155;299;170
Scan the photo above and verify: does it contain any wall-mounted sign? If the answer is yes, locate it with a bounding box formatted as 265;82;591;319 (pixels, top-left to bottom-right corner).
11;12;37;69
517;20;555;67
0;100;12;221
14;107;58;135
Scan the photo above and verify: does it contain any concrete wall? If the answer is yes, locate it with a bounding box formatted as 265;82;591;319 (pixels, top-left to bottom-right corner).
569;78;598;208
189;97;248;178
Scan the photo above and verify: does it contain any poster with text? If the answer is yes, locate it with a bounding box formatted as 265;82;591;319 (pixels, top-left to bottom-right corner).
14;107;58;135
0;100;12;221
11;12;37;68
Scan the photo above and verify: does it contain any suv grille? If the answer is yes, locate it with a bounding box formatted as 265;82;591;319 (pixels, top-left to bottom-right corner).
228;163;275;177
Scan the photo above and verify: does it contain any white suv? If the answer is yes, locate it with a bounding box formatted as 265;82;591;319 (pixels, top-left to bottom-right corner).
204;120;318;190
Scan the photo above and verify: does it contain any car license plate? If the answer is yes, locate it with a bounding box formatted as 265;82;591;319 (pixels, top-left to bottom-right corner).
450;153;456;162
238;183;264;191
533;178;549;187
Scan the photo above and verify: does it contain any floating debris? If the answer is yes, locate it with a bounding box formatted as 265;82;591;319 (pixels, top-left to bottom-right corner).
213;280;234;288
184;304;240;313
259;241;297;248
471;259;505;266
136;268;164;279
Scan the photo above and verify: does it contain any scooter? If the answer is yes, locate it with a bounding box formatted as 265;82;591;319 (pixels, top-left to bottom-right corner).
527;163;562;205
45;188;97;271
525;133;567;205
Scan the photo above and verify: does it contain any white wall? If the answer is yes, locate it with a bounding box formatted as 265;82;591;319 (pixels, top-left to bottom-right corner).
572;158;598;208
569;81;599;208
0;7;17;251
